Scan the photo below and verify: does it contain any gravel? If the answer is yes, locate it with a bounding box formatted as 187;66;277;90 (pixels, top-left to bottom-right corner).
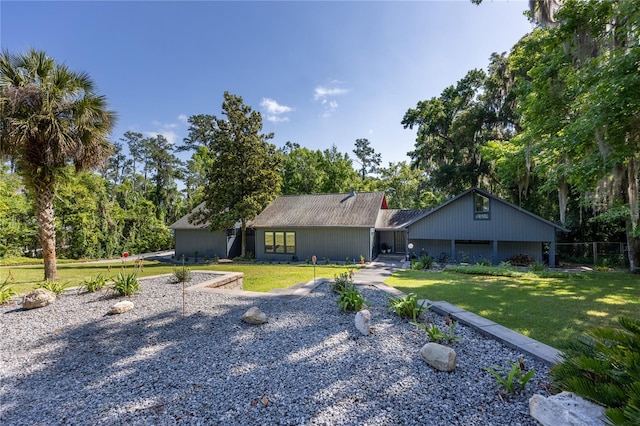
1;272;550;425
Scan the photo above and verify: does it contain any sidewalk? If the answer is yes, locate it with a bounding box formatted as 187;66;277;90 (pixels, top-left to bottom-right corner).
351;256;561;366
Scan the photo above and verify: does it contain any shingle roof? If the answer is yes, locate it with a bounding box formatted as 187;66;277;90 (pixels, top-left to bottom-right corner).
251;192;386;228
169;203;209;230
375;209;430;230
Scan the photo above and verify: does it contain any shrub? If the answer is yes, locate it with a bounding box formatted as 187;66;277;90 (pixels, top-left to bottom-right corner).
485;359;536;395
507;253;535;266
388;293;429;320
80;274;109;293
0;278;17;305
330;271;353;294
336;284;368;312
475;258;492;266
112;272;140;296
412;254;434;270
529;261;546;272
549;316;640;425
172;267;193;283
37;280;67;296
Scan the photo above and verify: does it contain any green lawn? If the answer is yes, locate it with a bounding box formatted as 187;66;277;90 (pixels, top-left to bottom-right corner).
386;268;640;350
0;261;358;295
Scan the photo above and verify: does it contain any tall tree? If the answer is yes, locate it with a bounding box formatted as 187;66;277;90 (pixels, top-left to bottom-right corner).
186;92;281;257
0;49;115;279
352;138;381;180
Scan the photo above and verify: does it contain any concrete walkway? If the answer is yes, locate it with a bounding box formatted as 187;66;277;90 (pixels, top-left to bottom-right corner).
351;256;562;366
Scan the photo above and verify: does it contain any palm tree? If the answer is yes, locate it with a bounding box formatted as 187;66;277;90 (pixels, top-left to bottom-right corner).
0;49;116;280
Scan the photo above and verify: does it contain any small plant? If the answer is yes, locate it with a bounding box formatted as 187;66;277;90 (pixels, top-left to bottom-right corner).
330;271;353;294
475;258;491;266
214;254;219;263
0;277;17;305
359;254;365;264
37;280;67;296
172;267;192;283
323;257;330;265
194;251;199;263
388;293;429;320
485;359;536;395
529;261;546;272
345;257;352;265
80;274;109;293
111;272;140;296
337;284;368;312
411;319;460;344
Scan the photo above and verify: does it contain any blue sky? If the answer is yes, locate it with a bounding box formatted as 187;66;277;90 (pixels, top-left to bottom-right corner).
2;1;533;166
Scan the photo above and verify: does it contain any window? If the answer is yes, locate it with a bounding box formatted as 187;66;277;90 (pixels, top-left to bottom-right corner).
264;231;296;254
474;193;490;220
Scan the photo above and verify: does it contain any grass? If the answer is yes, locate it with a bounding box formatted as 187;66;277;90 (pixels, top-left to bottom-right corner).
0;261;359;295
386;268;640;350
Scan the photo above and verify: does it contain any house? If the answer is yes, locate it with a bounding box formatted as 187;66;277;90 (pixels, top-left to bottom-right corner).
169;203;247;260
399;188;568;267
250;191;387;263
171;188;567;267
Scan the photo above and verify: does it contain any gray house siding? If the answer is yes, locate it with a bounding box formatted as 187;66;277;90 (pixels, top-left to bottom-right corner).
407;190;561;266
408;193;556;242
174;229;228;260
255;227;373;262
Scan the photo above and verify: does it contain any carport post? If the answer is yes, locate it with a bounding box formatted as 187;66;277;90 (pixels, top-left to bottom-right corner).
492;240;498;265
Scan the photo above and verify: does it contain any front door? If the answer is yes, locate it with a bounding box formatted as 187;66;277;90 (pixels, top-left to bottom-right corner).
394;232;406;253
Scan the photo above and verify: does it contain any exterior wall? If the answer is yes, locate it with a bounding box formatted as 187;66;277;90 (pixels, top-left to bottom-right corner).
378;231;395;253
406;239;542;264
174;229;228;260
255;227;373;262
407;239;450;260
408;192;557;242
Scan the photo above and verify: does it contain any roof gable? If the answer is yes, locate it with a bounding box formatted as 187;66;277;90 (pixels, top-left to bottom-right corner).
405;187;569;232
251;192;386;228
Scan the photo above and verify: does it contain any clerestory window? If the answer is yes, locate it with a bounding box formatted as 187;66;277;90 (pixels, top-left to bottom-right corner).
474;193;490;220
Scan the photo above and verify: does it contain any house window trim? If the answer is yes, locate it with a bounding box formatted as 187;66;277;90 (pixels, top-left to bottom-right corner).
264;231;296;255
473;193;491;220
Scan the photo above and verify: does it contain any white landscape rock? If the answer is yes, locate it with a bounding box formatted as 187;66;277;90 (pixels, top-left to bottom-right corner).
22;288;57;310
109;301;134;315
354;310;371;335
529;391;607;426
242;306;268;324
420;342;457;372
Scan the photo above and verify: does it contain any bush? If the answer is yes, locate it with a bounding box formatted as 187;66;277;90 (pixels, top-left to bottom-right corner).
549;316;640;425
507;253;536;266
336;284;368;312
412;254;434;270
80;274;109;293
330;271;353;294
112;272;140;296
388;293;429;320
172;267;192;283
475;258;492;266
36;280;67;296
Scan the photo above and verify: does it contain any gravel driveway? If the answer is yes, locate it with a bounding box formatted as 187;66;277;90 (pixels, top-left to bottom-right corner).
1;273;549;425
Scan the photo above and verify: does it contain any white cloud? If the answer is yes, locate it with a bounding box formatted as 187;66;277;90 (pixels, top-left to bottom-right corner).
177;114;188;124
143;130;179;145
142;118;188;145
313;82;349;117
261;97;292;123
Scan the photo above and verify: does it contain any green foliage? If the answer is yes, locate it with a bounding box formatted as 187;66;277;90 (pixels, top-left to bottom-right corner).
172;267;193;283
388;293;429;320
111;272;140;296
529;261;546;272
0;277;17;304
353;138;381;180
475;258;491;267
330;271;353;294
36;280;67;296
185;92;282;258
80;274;109;293
412;254;434;270
412;318;460;344
485;359;536;395
550;316;640;425
336;284;368;312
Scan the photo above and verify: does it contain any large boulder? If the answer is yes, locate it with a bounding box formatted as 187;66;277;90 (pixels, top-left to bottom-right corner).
420;342;457;372
529;391;607;426
242;307;268;324
355;309;371;336
22;288;57;310
109;301;134;315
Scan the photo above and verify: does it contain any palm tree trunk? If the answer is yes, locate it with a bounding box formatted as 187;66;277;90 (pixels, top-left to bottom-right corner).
35;186;58;280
